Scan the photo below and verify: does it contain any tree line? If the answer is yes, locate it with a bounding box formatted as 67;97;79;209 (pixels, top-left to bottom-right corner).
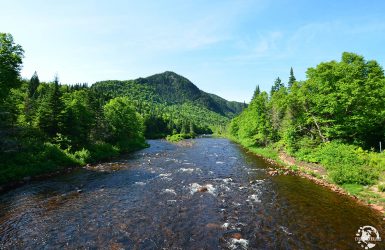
229;52;385;185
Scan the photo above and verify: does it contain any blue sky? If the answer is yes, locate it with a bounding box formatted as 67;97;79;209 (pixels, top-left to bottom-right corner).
1;0;385;102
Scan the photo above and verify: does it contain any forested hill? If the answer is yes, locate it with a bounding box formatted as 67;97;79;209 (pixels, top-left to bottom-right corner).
93;71;245;118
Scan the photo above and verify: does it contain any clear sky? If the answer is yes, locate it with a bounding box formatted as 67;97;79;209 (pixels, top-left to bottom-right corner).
1;0;385;102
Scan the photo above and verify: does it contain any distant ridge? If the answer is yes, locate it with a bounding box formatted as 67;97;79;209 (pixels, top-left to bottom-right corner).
135;71;245;117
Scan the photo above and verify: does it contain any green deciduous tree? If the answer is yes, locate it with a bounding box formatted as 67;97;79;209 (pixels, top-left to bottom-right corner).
303;52;385;146
0;33;24;151
103;97;145;150
231;52;385;152
0;33;24;102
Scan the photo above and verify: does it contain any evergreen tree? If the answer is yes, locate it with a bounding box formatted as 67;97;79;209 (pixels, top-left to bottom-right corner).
60;90;94;149
252;85;260;100
24;72;40;125
36;75;64;137
270;77;284;95
288;67;296;89
28;71;40;98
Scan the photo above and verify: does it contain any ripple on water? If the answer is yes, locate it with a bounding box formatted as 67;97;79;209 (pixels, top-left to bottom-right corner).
228;238;249;250
247;194;261;203
161;189;177;195
178;168;194;173
178;168;202;174
158;173;173;181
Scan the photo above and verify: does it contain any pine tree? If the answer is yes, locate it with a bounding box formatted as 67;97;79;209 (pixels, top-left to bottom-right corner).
36;75;64;137
28;71;40;98
270;77;284;95
252;85;260;100
288;67;296;89
24;72;40;125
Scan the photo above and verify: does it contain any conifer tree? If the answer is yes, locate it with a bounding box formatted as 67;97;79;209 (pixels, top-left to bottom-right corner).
270;77;284;95
36;75;64;137
288;67;296;89
252;85;260;100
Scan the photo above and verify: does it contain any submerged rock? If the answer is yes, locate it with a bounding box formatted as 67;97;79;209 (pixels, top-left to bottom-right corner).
230;233;242;240
198;186;208;192
206;223;222;229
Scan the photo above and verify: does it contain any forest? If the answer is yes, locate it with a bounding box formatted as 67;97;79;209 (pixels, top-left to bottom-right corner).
229;52;385;190
0;33;243;185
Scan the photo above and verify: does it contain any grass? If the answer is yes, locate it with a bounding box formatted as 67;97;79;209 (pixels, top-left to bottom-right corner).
378;184;385;192
248;146;279;160
342;184;364;196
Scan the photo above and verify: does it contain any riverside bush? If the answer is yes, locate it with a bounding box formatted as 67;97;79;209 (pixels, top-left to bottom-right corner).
88;142;120;163
296;141;379;185
0;142;77;185
166;133;195;142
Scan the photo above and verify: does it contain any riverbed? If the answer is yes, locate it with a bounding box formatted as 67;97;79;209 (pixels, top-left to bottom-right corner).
0;138;384;249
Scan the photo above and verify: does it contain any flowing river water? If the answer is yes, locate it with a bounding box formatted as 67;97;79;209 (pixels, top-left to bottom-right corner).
1;138;385;249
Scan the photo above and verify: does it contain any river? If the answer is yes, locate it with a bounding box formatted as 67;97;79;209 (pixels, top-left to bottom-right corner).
1;138;384;249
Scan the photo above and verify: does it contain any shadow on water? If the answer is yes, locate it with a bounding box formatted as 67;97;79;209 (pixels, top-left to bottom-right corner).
0;138;384;249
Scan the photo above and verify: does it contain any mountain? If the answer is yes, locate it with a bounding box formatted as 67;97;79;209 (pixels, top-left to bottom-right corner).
134;71;245;117
90;71;246;137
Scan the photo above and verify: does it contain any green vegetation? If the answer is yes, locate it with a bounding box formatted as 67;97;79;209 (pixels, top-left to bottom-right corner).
91;72;244;138
166;133;195;142
229;52;385;187
0;33;242;186
378;184;385;192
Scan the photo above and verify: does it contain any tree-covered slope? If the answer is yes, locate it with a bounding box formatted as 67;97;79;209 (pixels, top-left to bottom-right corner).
93;71;245;118
90;71;243;138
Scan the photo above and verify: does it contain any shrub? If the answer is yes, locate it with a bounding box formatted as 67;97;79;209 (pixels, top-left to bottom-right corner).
166;133;195;142
292;141;380;185
88;142;119;163
305;142;379;185
71;148;91;165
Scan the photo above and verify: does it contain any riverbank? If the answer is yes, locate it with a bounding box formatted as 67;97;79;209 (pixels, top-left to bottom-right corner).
0;141;148;193
227;136;385;215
